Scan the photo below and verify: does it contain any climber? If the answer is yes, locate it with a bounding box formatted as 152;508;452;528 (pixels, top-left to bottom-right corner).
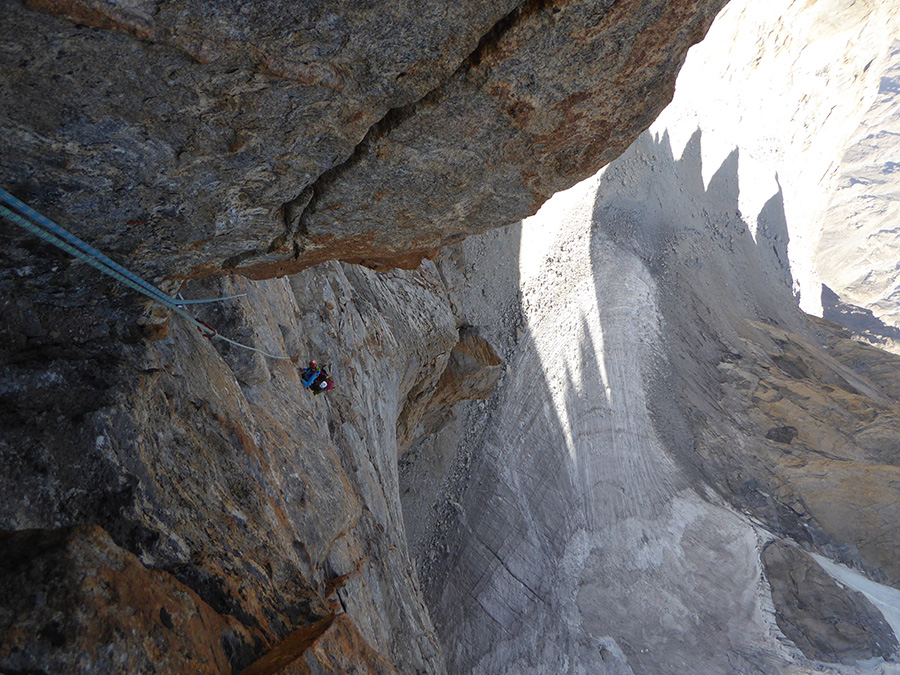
300;360;321;388
309;367;334;396
312;372;334;396
300;361;335;395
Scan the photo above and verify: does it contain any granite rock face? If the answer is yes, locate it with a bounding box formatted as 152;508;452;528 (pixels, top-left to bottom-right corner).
6;0;900;673
0;3;730;670
0;0;516;273
0;0;726;280
0;260;480;673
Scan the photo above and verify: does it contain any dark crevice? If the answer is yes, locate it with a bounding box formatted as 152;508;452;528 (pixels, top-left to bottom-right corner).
290;104;429;240
223;248;266;269
258;186;315;261
466;0;556;69
280;186;315;237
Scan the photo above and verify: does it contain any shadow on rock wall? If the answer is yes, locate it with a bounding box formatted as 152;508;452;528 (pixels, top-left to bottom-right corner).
591;128;802;490
423;125;900;674
592;129;900;663
421;130;804;674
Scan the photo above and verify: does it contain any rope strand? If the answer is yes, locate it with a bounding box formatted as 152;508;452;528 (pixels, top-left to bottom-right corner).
1;188;248;308
0;193;290;360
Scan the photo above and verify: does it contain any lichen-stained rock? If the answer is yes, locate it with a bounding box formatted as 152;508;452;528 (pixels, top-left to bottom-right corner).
0;526;400;675
0;525;256;674
0;0;726;282
0;260;466;673
762;540;899;664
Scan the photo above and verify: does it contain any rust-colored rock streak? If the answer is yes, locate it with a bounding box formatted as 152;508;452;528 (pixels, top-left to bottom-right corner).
396;325;502;452
292;615;399;675
240;614;335;675
415;326;503;444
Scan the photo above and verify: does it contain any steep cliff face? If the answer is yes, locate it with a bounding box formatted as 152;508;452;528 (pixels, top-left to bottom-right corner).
5;0;900;673
0;1;730;672
1;262;470;673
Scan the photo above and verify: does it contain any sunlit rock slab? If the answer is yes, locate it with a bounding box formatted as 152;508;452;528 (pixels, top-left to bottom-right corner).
816;39;900;339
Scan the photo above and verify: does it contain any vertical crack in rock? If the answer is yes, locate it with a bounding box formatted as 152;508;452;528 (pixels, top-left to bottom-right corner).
286;0;556;255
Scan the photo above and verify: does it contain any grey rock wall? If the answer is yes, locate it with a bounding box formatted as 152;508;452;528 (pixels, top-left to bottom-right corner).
0;3;731;669
0;260;482;673
292;0;729;274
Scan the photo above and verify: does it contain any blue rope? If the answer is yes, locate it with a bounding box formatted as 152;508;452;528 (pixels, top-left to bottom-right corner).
0;203;216;331
0;193;290;360
0;188;244;307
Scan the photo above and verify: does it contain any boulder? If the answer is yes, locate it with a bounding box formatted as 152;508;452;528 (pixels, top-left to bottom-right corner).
763;540;898;664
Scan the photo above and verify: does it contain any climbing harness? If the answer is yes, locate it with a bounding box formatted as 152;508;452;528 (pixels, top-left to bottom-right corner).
0;188;291;360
